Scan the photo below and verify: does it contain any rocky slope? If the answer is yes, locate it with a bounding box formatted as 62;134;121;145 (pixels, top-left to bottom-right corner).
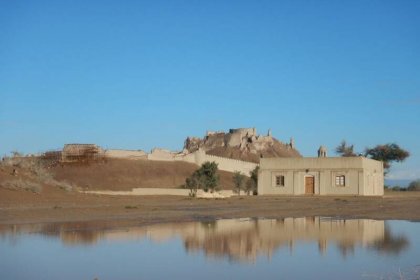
184;128;301;163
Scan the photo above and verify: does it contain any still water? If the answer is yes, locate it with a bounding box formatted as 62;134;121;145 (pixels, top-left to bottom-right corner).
1;217;419;280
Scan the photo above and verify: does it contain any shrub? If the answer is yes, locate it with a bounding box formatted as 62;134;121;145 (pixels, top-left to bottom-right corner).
232;171;246;195
185;161;220;195
1;179;42;193
407;180;420;191
1;155;75;192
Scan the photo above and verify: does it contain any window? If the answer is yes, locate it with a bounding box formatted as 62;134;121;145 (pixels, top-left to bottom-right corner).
335;175;345;186
275;175;285;187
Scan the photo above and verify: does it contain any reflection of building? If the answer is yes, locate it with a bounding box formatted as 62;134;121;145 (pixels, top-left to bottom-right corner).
180;217;386;262
0;217;389;262
258;156;384;196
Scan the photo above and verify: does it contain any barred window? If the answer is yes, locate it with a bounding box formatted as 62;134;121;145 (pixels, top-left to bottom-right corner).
276;175;285;187
335;175;345;186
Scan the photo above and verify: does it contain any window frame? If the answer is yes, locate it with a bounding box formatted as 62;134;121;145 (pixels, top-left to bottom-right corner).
275;175;285;187
335;175;346;187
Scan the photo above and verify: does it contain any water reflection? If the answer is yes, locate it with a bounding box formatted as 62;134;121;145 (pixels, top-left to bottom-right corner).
369;225;410;256
0;217;409;262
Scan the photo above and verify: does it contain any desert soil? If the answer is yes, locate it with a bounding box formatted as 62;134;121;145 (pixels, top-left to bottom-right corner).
1;186;420;227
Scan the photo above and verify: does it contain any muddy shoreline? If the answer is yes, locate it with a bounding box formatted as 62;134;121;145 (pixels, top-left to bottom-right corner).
1;192;420;227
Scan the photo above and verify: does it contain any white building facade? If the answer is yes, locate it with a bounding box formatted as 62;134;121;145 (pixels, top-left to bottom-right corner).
258;157;384;196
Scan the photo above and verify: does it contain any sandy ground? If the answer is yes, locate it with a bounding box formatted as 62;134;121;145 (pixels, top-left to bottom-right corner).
1;186;420;227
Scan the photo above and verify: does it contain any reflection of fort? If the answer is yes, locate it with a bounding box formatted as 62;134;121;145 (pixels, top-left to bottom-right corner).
0;217;408;262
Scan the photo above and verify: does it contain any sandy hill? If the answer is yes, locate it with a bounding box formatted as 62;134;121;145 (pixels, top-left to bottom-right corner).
184;128;301;163
0;157;236;196
51;158;236;191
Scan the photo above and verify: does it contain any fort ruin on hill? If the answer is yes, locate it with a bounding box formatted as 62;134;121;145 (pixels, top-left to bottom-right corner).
38;127;384;196
52;128;300;176
184;128;301;163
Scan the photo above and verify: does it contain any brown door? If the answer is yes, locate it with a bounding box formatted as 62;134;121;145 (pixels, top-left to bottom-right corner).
305;176;315;194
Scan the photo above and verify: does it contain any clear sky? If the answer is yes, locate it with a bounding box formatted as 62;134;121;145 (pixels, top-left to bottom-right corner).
1;0;419;180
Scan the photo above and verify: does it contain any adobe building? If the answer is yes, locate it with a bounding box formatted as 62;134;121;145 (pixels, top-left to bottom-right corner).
61;144;104;162
258;146;384;196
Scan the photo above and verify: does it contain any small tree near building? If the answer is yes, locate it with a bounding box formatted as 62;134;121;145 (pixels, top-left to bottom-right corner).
199;161;220;192
335;141;357;157
233;171;246;196
335;141;410;175
246;166;259;195
407;180;420;191
185;174;202;197
185;161;220;195
364;143;410;174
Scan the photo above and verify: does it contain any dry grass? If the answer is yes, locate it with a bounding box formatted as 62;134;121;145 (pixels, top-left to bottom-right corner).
50;158;236;191
1;156;235;193
0;155;74;192
1;179;43;193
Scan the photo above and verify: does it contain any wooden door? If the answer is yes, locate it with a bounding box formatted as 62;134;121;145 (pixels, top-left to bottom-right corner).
305;176;315;194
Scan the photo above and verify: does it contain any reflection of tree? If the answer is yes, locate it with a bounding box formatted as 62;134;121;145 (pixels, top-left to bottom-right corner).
184;229;263;263
337;242;355;258
200;220;217;230
369;225;409;255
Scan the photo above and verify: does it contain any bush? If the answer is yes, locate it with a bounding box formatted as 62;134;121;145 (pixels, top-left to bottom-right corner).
1;155;74;192
407;180;420;191
232;171;246;195
185;161;220;195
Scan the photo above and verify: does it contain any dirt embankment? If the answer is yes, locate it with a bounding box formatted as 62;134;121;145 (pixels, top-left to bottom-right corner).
0;157;236;192
50;158;236;191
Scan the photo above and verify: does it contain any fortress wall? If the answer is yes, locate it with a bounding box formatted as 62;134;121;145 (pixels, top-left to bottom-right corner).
147;148;177;161
84;188;190;196
83;188;235;197
198;153;258;175
105;149;147;160
176;152;196;164
229;128;256;136
106;147;257;175
147;148;258;174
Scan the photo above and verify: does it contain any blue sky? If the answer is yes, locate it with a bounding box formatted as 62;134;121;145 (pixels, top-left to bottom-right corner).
1;0;419;180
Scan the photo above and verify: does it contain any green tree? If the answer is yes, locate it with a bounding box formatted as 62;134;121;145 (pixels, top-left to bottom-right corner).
185;161;220;194
199;161;220;192
364;143;409;174
185;174;203;197
233;171;246;196
407;179;420;191
335;140;357;157
246;166;259;195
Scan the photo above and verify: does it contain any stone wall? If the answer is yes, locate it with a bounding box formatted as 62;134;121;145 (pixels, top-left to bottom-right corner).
145;148;258;175
105;149;147;160
147;148;177;161
198;152;258;175
104;147;258;175
83;188;235;197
